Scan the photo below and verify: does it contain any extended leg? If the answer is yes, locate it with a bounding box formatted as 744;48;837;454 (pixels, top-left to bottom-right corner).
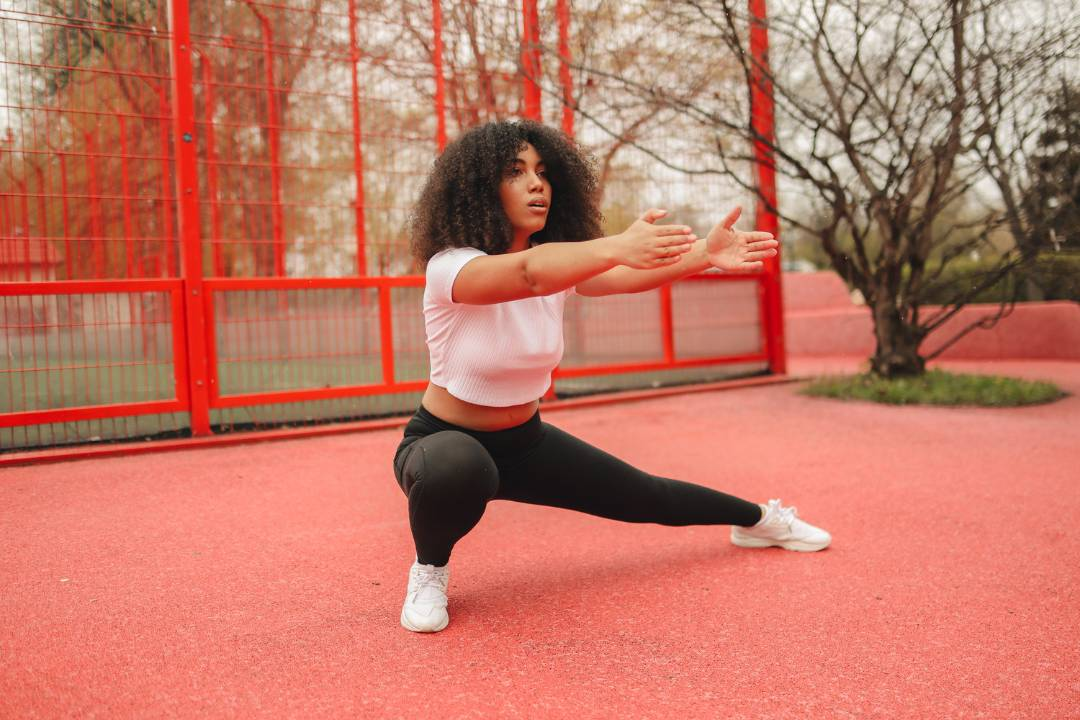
496;423;763;527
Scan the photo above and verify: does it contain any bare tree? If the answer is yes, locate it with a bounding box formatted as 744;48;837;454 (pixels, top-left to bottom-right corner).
558;0;1079;376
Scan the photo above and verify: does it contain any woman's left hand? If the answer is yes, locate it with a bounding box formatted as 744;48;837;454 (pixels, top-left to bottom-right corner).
706;206;779;271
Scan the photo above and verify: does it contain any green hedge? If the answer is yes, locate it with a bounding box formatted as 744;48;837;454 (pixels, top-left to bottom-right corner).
918;252;1080;305
801;369;1065;407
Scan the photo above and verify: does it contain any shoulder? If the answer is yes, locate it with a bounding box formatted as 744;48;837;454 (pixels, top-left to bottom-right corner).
428;246;487;269
425;246;488;306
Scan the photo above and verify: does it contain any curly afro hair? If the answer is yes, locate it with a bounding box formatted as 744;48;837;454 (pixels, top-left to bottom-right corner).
409;119;603;268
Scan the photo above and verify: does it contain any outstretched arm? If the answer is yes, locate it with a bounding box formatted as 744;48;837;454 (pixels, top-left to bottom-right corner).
576;206;778;296
450;209;694;304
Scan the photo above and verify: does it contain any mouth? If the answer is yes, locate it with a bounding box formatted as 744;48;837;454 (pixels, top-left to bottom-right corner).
527;198;549;210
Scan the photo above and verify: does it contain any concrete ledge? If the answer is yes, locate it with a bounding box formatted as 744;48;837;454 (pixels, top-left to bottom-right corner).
921;301;1080;359
782;272;1080;359
785;301;1080;359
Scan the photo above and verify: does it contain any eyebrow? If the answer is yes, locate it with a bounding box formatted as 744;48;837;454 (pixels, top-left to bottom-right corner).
510;158;545;167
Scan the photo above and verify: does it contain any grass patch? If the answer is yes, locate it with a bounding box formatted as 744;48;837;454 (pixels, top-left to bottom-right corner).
800;369;1066;407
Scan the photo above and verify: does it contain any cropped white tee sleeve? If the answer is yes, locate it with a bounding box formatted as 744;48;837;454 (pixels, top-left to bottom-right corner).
423;246;574;407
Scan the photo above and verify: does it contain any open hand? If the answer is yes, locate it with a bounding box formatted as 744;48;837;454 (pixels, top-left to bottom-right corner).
614;209;697;269
706;207;778;271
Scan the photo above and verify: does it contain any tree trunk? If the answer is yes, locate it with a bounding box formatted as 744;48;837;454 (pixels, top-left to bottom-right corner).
870;298;925;377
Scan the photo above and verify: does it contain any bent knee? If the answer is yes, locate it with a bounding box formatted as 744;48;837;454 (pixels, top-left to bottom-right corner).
414;431;499;499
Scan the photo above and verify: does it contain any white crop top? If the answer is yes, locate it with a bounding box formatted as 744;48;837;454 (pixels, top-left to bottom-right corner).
423;246;573;407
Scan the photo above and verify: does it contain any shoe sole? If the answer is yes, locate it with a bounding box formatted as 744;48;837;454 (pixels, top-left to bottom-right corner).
731;534;830;552
400;607;449;633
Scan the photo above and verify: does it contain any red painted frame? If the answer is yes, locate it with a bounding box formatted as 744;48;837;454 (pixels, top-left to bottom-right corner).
748;0;785;374
1;1;783;451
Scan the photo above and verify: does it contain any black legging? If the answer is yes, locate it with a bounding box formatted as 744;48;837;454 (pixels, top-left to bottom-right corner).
392;405;763;566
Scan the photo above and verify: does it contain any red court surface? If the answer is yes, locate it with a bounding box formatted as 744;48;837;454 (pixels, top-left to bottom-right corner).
3;359;1079;719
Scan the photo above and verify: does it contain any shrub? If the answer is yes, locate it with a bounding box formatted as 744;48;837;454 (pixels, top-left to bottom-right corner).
800;369;1065;407
918;252;1080;305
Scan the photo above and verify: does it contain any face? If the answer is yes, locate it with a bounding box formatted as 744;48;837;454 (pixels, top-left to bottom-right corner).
498;143;552;245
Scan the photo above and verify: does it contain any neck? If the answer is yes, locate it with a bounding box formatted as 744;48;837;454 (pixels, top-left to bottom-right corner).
509;232;531;253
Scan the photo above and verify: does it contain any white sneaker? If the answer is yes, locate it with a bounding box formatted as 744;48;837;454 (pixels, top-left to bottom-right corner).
400;560;450;633
730;499;831;552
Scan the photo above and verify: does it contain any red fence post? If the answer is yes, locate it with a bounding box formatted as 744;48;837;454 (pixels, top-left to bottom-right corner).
748;0;786;374
555;0;573;137
520;0;542;121
348;0;368;275
432;0;448;152
660;284;675;363
167;0;212;436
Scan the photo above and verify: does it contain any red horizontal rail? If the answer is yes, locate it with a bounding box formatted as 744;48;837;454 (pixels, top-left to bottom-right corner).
0;279;181;295
203;276;423;290
0;359;172;374
0;234;173;244
0;376;797;469
210;380;428;408
555;352;768;379
197;273;745;293
0;399;186;429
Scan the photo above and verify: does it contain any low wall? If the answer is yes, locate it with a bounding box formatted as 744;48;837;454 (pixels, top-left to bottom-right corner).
782;272;1080;360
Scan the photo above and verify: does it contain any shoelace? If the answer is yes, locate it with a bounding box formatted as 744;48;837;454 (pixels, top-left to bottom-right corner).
410;565;449;600
769;499;799;527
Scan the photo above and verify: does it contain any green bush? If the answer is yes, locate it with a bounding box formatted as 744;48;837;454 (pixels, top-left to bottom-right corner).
918;252;1080;305
801;369;1065;407
1031;252;1080;301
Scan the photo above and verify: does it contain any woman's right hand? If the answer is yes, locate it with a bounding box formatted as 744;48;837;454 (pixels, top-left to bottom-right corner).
610;209;696;269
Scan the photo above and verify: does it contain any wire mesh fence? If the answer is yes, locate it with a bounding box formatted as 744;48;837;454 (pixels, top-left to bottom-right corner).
1;0;777;453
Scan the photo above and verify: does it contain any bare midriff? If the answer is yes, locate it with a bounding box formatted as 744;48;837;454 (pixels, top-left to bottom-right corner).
421;382;540;431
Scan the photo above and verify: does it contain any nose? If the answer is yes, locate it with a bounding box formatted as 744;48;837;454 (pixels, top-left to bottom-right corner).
526;171;544;191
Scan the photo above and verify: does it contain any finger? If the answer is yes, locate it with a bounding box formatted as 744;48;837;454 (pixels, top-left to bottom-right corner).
721;206;742;230
655;224;693;237
639;208;667;224
746;240;779;251
744;231;775;241
744;250;776;261
662;235;696;246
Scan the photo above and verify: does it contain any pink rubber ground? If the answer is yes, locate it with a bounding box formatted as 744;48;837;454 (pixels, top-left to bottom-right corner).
3;358;1078;719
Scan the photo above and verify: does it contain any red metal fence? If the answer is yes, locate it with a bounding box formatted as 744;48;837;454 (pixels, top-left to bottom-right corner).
0;0;782;452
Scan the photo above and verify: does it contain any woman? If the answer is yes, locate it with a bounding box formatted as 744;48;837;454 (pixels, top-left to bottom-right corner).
394;120;830;633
